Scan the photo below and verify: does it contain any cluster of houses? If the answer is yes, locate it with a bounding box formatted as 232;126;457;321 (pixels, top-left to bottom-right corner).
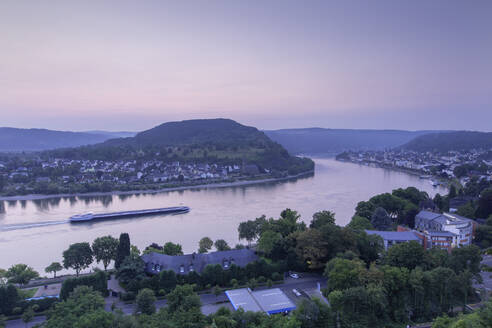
367;210;476;252
0;157;263;191
337;149;492;185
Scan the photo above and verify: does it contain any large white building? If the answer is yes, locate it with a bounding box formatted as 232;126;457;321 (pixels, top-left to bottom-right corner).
415;210;474;248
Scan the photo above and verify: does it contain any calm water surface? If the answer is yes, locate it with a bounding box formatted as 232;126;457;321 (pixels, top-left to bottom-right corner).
0;158;446;273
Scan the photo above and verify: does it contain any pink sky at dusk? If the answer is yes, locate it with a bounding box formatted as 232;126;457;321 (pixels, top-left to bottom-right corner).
1;0;491;131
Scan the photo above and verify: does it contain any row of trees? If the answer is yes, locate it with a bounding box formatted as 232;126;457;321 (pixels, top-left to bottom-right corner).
236;205;483;326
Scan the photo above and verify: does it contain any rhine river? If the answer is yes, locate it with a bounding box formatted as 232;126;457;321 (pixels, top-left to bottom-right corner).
0;158;447;274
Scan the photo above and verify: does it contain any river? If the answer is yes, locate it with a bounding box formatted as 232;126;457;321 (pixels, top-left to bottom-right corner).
0;158;447;274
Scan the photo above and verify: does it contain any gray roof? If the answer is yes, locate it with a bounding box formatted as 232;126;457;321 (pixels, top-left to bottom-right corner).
416;210;443;221
225;288;262;312
252;288;296;314
365;230;420;241
427;231;456;237
141;248;258;275
226;288;296;314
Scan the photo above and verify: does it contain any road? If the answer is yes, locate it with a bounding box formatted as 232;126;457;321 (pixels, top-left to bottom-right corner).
7;274;326;327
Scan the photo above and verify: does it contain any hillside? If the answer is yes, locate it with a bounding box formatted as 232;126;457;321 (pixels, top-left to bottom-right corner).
0;127;113;152
264;128;435;154
401;131;492;152
46;119;314;175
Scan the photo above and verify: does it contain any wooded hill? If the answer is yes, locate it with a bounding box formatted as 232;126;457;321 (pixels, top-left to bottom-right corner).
401;131;492;152
45;119;314;175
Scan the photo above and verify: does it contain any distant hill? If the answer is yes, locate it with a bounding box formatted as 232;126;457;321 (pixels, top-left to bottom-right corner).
84;130;137;138
0;127;114;152
46;119;314;174
264;128;435;154
401;131;492;152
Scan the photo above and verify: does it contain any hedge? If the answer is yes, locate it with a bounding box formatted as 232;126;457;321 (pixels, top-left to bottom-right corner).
60;271;108;300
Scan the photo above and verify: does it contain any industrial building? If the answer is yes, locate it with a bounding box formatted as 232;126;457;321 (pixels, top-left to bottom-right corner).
225;288;296;315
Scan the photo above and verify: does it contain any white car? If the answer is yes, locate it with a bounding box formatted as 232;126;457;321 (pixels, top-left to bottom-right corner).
292;289;301;297
289;273;299;279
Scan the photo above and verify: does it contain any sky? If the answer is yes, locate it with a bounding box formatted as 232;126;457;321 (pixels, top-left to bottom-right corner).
0;0;491;132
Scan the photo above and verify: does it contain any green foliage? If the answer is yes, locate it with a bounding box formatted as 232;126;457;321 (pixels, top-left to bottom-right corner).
214;239;231;252
159;270;177;294
115;233;131;269
4;264;39;285
116;254;145;286
92;235;119;270
257;231;282;256
310;211;336;229
62;243;93;276
60;271;107;300
402;131;492;153
44;286;106;328
476;187;492;218
198;237;213;253
324;258;366;292
136;288;156;315
163;242;184;256
0;284;19;315
347;215;374;231
21;306;34;325
371;207;392;230
384;241;426;270
45;262;63;278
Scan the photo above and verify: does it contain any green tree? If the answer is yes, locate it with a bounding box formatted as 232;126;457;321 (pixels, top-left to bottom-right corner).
238;220;260;245
295;229;329;270
44;286;106;328
21;306;34;328
92;236;119;270
476;187;492;218
0;315;6;328
214;239;231;251
5;264;39;285
159;270;177;293
136;288;156;315
347;215;374;231
310;211;336;229
163;242;184;255
116;253;145;285
384;241;425;270
45;262;63;278
212;285;222;301
370;207;392;230
115;233;131;269
63;243;93;276
324;258;366;292
257;230;282;256
198;237;213;253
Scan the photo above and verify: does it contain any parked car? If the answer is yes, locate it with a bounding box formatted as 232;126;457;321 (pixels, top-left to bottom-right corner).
289;273;299;279
292;288;301;297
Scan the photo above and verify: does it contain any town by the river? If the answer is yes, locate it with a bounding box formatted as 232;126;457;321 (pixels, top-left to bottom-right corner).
0;158;447;274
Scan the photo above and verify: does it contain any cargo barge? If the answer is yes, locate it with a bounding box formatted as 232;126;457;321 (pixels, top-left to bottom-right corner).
69;206;190;223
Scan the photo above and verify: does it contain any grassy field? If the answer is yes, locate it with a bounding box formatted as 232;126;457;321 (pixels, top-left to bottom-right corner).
18;287;38;299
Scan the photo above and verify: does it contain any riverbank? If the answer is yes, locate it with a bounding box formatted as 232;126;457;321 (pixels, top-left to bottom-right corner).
0;170;314;201
335;158;450;189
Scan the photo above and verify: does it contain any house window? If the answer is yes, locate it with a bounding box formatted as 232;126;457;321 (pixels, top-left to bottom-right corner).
179;265;185;273
189;265;194;272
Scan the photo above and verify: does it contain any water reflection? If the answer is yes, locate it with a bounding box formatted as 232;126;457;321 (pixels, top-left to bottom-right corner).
0;159;447;274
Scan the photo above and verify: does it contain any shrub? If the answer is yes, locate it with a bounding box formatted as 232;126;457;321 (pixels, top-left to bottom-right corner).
60;271;107;300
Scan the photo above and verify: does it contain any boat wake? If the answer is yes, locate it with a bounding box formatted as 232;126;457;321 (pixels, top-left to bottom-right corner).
0;220;69;231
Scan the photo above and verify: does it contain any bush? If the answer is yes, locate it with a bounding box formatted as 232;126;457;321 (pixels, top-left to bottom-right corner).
12;307;22;315
271;272;282;281
120;292;136;302
60;271;107;300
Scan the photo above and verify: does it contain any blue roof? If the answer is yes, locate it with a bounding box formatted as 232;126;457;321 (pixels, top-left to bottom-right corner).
226;288;296;314
365;230;420;241
416;210;443;221
427;231;456;237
